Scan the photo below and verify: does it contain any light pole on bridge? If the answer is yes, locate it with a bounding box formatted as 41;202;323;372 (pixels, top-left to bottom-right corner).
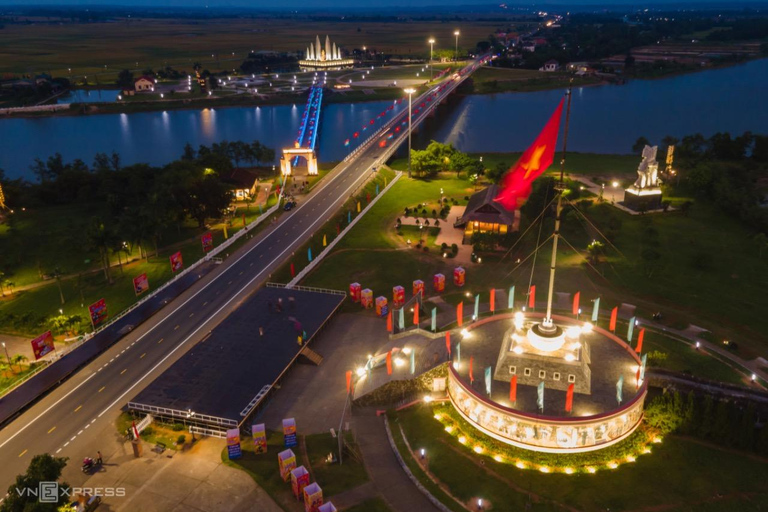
404;88;416;179
454;30;460;62
428;38;435;80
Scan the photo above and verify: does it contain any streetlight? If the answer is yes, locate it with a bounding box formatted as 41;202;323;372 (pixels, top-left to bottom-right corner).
2;342;13;374
404;88;416;178
428;38;435;80
454;30;460;61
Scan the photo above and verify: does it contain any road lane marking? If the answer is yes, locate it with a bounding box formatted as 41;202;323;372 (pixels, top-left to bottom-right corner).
18;449;26;458
157;338;163;344
47;427;56;434
56;448;61;454
77;430;83;435
74;405;82;412
203;302;208;306
0;95;393;452
120;369;127;375
140;353;146;359
70;436;76;442
189;313;194;318
98;386;105;393
64;442;69;447
174;325;180;330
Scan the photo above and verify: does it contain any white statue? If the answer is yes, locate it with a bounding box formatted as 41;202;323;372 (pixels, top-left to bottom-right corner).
633;145;659;189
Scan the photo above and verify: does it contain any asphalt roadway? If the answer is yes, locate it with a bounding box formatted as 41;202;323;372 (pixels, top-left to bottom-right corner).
0;56;485;497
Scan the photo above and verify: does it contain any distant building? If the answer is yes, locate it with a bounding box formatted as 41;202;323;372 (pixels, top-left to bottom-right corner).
455;185;520;245
540;59;560;72
221;168;259;201
299;35;354;69
134;76;155;92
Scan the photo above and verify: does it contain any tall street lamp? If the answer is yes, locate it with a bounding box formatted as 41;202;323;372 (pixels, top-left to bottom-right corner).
404;88;416;179
2;341;13;374
428;38;435;80
454;30;460;61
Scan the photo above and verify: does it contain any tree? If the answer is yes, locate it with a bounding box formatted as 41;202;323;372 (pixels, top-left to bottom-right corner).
486;162;507;184
117;69;134;88
0;453;68;512
10;354;27;372
86;218;117;284
632;136;651;154
586;240;604;264
410;149;441;178
181;143;197;161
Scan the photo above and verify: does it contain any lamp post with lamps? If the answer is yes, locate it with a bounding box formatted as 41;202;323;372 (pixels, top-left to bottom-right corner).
454;30;460;61
428;38;435;80
2;341;13;374
404;87;416;178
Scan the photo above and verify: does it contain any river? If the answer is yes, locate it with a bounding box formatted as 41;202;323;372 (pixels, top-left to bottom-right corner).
1;59;767;180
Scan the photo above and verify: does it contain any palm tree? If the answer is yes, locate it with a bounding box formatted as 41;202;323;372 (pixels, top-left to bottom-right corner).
11;354;28;372
86;217;117;284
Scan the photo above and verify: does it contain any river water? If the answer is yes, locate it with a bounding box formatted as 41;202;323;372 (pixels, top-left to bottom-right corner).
1;59;767;180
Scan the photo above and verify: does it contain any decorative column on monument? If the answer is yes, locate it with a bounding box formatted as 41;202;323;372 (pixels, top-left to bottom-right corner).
325;36;331;62
332;42;338;61
623;145;664;211
316;36;322;62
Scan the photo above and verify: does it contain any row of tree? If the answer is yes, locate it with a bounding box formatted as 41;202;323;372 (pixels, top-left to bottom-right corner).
409;141;484;178
644;390;768;456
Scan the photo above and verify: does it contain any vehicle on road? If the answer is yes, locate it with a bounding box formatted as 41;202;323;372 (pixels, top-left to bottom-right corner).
284;200;297;211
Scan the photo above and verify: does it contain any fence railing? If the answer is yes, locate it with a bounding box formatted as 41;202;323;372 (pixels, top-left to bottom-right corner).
127;401;238;428
266;282;346;296
0;201;282;400
189;425;228;439
287;172;402;287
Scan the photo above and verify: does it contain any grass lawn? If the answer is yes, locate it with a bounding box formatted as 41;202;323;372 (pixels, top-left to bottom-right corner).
222;430;307;512
342;497;392;512
469;66;603;94
304;432;369;497
393;405;768;512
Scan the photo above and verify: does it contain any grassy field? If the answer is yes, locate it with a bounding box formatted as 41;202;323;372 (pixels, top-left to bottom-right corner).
298;154;768;357
392;405;768;512
0;18;503;78
343;497;392;512
304;432;369;497
469;66;603;94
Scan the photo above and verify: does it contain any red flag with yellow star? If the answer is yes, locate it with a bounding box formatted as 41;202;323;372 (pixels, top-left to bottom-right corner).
495;98;565;209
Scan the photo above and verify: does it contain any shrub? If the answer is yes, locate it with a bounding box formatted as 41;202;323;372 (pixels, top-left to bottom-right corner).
141;426;154;438
441;242;448;251
434;220;440;227
421;208;427;215
396;217;402;225
404;207;410;216
431;209;437;217
177;434;186;445
464;196;469;201
451;243;459;254
171;423;184;432
423;246;429;252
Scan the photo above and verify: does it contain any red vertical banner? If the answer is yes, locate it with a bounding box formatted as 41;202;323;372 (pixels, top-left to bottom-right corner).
88;299;108;328
528;285;536;309
572;291;580;316
413;302;419;326
636;328;645;353
565;383;574;412
635;367;641;389
201;232;214;252
490;289;496;312
30;331;55;360
169;251;183;272
386;351;392;375
469;356;474;383
346;371;352;394
290;263;295;278
609;307;618;331
386;310;393;333
510;375;517;403
445;332;451;357
366;192;371;204
457;302;463;327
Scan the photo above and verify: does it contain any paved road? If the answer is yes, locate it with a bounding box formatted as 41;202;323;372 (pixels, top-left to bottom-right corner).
0;56;487;498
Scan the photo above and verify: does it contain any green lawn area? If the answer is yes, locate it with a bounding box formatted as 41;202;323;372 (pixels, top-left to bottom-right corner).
304;432;369;497
469;66;602;94
392;405;768;512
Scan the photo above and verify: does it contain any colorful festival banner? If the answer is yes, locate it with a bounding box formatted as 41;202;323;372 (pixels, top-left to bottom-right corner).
510;375;518;403
609;307;618;332
201;232;214;252
591;297;600;322
537;381;545;411
169;251;183;273
565;383;575;412
278;449;297;481
636;328;645;354
484;366;492;395
616;375;624;404
528;285;536;309
627;316;636;342
386;351;392;375
30;331;55;360
409;349;415;375
227;428;242;460
490;288;496;312
303;482;323;512
508;285;515;310
283;418;297;447
456;342;461;366
291;466;311;500
456;302;463;327
413;302;419;326
398;308;405;330
252;423;267;454
445;332;451;357
640;354;648;381
345;370;352;394
88;298;108;328
133;273;149;295
572;291;580;316
473;294;479;321
469;356;474;383
431;307;436;332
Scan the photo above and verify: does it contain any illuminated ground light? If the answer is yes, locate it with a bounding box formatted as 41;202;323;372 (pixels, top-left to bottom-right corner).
607;462;619;469
445;426;454;433
434;413;442;420
587;467;597;474
564;467;574;474
653;437;663;443
626;455;636;462
473;446;484;454
458;436;467;445
539;466;550;473
515;461;526;469
642;447;652;454
493;455;503;463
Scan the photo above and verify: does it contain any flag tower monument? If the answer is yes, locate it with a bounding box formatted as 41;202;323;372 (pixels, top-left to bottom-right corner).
446;88;648;454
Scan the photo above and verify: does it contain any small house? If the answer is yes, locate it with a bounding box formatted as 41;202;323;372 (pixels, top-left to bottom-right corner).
455;185;520;244
539;60;560;72
134;76;155;92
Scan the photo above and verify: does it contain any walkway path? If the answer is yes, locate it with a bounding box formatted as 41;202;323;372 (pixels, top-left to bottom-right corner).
355;413;439;512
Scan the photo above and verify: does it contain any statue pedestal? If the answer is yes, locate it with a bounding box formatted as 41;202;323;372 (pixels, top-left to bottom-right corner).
623;187;663;211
